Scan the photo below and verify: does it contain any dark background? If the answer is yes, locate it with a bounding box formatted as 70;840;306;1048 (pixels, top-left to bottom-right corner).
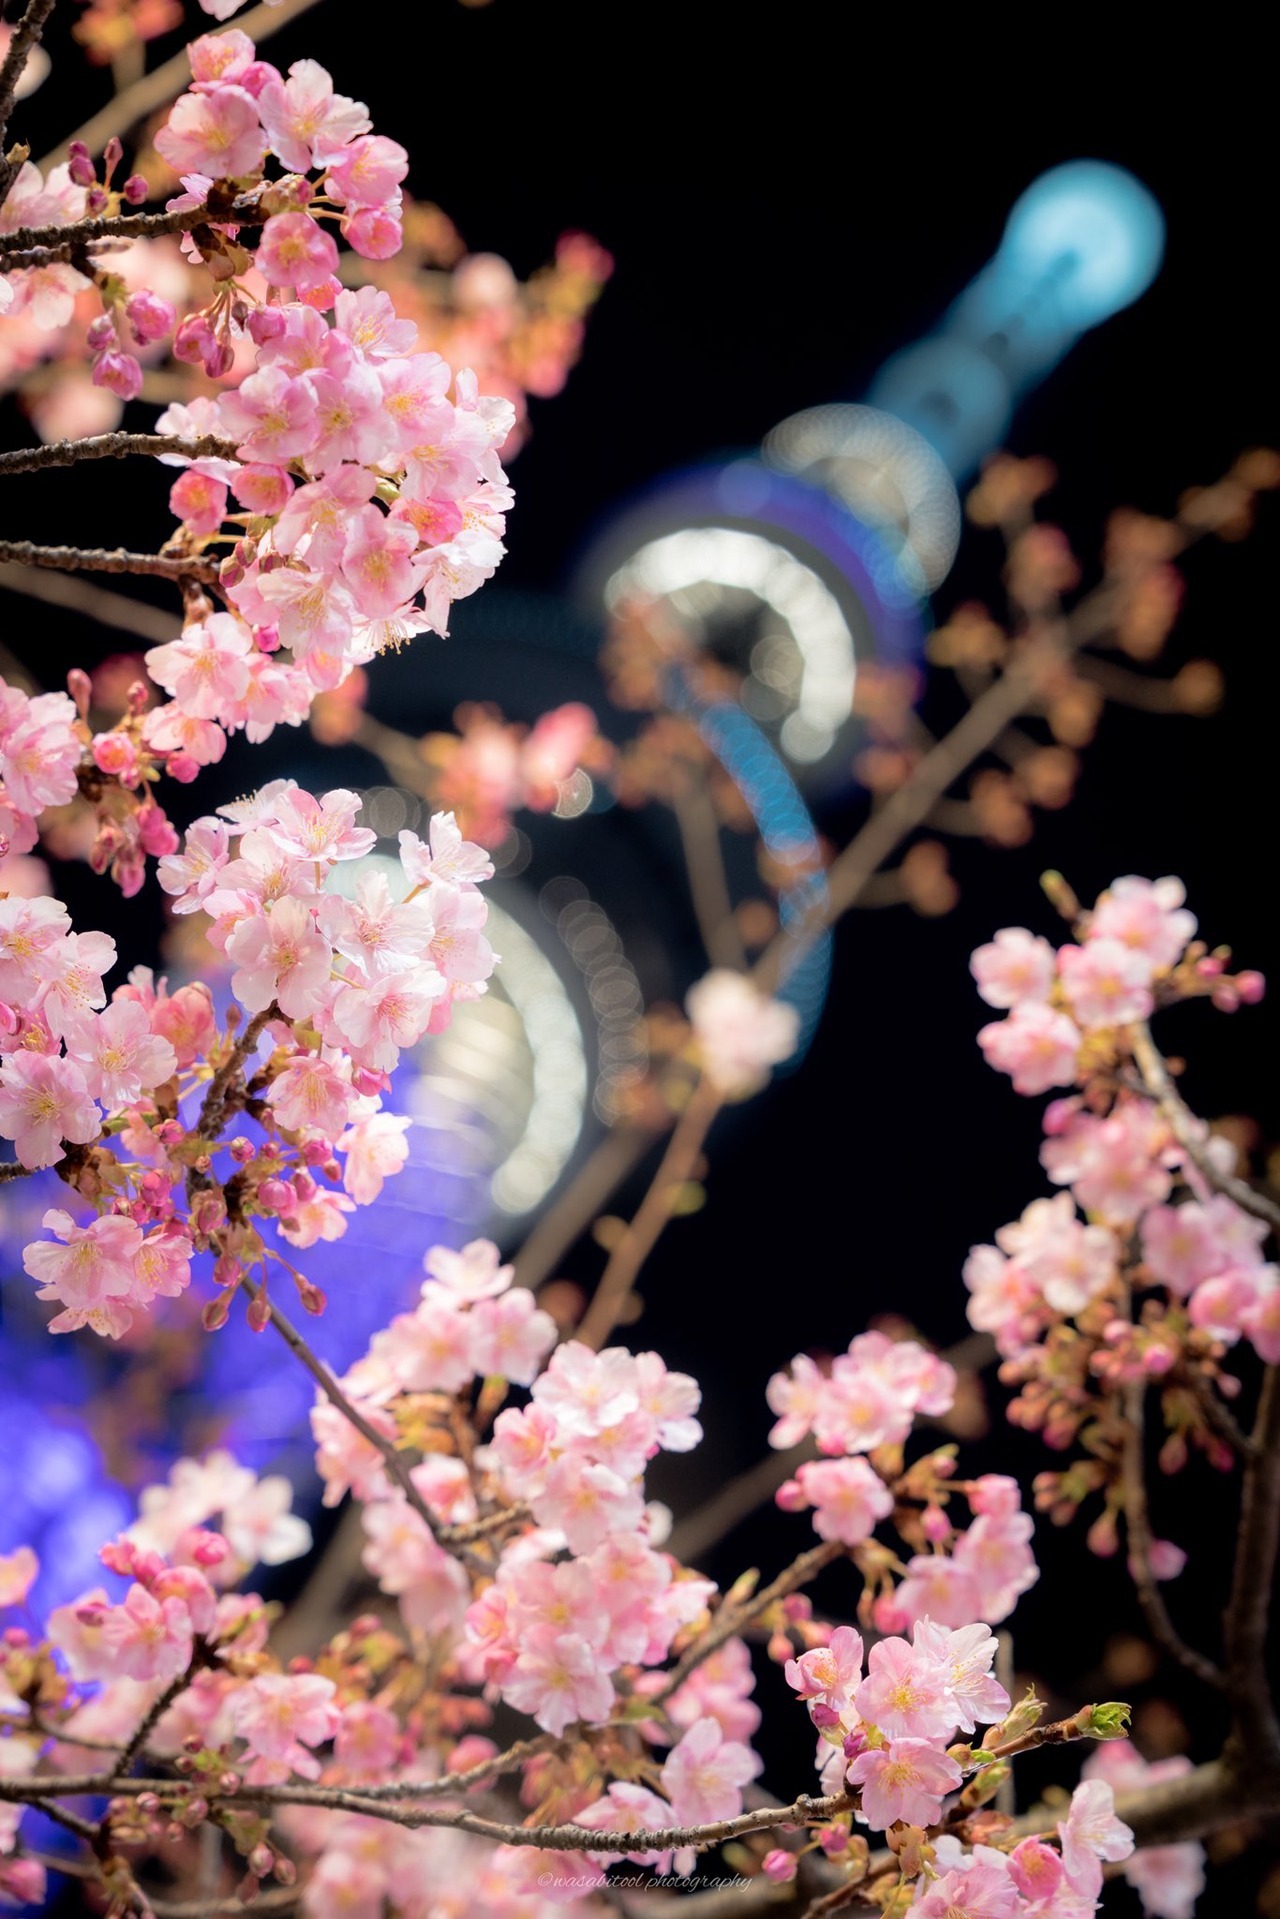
5;4;1278;1900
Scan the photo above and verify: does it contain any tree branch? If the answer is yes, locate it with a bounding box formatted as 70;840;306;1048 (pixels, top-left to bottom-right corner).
0;432;239;476
1224;1364;1280;1767
1131;1021;1280;1234
576;1075;722;1352
0;194;265;256
1121;1381;1226;1689
0;539;218;583
0;0;57;208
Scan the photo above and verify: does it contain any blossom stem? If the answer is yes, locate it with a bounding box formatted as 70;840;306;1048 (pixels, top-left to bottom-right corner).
0;432;239;475
0;540;219;584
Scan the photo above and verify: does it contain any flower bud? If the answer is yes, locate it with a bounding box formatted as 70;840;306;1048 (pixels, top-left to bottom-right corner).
122;173;149;204
762;1850;797;1884
67;141;95;187
1073;1701;1132;1740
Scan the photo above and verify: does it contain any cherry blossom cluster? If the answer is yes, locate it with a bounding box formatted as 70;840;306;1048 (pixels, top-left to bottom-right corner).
766;1335;1038;1630
1;785;495;1338
393;699;612;849
967;875;1273;1552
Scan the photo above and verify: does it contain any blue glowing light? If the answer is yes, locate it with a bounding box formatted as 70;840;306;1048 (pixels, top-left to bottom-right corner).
997;161;1165;331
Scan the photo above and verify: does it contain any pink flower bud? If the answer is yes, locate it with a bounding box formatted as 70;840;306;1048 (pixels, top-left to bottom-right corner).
86;313;116;352
1147;1539;1187;1581
871;1594;910;1634
921;1503;951;1542
344;206;402;260
173;311;217;366
257;1178;296;1216
230;1138;255;1164
775;1477;807;1513
819;1824;851;1856
103;136;123;178
246;1293;272;1333
1238;970;1266;1004
165;752;201;784
296;1280;327;1315
762;1851;797;1884
246;305;287;346
93;348;144;401
66;666;93;718
67;140;95;187
126;289;176;345
137;800;179;856
85;184;108;215
122;173;148;204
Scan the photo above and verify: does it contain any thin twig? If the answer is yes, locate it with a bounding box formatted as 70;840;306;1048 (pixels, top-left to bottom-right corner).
0;432;238;475
1131;1022;1280;1234
1121;1381;1225;1690
0;539;218;583
672;775;747;971
576;1076;722;1351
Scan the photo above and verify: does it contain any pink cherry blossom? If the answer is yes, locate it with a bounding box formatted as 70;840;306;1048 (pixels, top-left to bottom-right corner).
854;1635;958;1741
1058;937;1154;1029
67;1000;177;1108
226;896;332;1018
0;1055;100;1169
99;1581;195;1683
1058;1776;1135;1898
846;1737;961;1831
468;1290;557;1386
978;1000;1081;1095
155;86;267;178
911;1620;1009;1734
501;1627;615;1736
660;1715;761;1825
230;1671;340;1782
970;927;1057;1008
1090;875;1196;973
255;211;341;293
685;968;799;1097
785;1457;894;1547
257;59;370;172
916;1858;1020;1919
337;1110;412;1204
146;615;252;720
423;1238;512;1302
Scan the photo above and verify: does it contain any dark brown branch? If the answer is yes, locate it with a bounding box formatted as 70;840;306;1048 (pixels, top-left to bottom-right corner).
1121;1382;1226;1689
1224;1364;1280;1766
0;194;264;256
0;0;57;207
0;432;239;476
0;540;218;584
